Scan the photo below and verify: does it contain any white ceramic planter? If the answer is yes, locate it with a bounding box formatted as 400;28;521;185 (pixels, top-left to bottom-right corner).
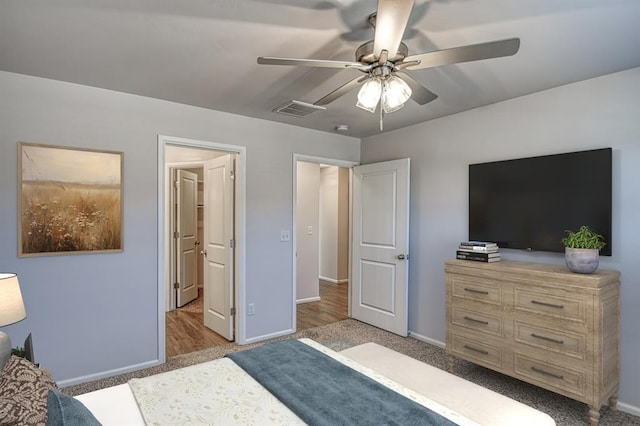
565;247;600;274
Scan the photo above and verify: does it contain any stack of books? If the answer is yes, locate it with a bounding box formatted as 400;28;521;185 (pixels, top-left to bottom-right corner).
456;241;500;262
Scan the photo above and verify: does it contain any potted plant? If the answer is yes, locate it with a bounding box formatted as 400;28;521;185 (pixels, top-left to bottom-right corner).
561;225;606;274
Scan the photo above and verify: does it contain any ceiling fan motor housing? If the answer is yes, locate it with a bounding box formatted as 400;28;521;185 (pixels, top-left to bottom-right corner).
356;40;409;64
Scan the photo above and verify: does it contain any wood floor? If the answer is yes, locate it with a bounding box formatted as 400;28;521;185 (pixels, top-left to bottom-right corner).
296;280;349;331
165;289;229;358
166;281;349;358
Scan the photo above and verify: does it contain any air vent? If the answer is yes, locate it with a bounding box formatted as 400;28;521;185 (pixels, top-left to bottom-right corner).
274;100;326;118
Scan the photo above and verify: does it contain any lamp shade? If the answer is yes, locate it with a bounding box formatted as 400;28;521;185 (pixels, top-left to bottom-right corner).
356;77;382;113
382;75;412;113
0;273;26;327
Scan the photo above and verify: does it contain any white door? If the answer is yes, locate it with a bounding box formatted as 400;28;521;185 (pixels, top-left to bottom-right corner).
175;169;199;307
351;158;410;336
202;155;235;340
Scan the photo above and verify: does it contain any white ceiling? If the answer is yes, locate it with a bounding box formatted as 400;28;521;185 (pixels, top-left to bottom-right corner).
1;0;639;138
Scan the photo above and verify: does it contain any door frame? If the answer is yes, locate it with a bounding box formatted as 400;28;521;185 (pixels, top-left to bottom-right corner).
291;154;358;332
157;135;247;363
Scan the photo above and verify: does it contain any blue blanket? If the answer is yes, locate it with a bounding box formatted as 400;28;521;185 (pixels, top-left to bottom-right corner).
226;340;457;426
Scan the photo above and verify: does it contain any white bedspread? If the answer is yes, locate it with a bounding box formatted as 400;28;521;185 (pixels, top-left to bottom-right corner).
127;339;478;425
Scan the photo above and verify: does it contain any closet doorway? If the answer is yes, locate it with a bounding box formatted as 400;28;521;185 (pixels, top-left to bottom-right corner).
162;141;242;358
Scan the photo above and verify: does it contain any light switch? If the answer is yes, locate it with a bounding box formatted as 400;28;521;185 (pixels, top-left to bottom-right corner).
280;230;290;241
307;226;313;235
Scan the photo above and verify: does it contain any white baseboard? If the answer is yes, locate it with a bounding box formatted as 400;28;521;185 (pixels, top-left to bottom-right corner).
56;359;162;388
319;276;348;284
243;328;294;345
618;401;640;417
296;296;321;304
408;330;446;349
60;327;296;385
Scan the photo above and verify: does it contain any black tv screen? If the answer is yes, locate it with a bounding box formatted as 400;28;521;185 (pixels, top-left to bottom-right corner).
469;148;612;256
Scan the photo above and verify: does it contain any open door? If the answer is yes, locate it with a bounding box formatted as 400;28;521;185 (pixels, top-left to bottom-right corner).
174;169;199;307
351;158;410;336
202;155;235;340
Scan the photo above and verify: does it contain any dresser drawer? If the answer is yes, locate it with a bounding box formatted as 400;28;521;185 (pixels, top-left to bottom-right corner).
514;321;586;359
450;335;502;369
451;306;503;337
514;288;587;323
514;352;586;399
451;277;502;305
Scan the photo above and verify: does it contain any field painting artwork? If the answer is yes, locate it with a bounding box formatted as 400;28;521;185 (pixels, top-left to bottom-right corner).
19;143;123;257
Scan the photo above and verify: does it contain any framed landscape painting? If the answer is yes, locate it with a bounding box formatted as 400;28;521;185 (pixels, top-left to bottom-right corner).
18;143;123;257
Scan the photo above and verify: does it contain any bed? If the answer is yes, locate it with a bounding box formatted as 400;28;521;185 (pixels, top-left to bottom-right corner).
75;339;555;425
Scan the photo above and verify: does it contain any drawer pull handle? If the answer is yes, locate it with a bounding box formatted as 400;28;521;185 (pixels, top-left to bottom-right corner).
531;366;564;380
464;287;489;295
531;333;564;344
463;345;489;355
464;316;489;325
531;300;564;309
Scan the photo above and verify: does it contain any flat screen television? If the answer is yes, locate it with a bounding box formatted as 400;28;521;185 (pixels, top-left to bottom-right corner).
469;148;612;256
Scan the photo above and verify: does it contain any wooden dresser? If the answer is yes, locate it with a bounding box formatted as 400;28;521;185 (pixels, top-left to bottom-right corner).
445;259;620;426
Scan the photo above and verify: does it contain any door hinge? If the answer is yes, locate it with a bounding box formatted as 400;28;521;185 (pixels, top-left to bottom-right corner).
173;231;179;239
230;307;236;316
230;238;235;248
230;170;235;180
173;282;179;289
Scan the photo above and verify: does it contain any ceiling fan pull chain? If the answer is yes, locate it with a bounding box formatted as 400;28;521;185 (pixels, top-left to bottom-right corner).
380;105;384;131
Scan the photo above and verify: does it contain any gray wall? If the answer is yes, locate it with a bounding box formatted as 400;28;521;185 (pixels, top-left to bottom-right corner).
319;166;349;283
361;68;640;411
337;167;349;283
0;71;359;384
319;167;339;282
296;161;320;302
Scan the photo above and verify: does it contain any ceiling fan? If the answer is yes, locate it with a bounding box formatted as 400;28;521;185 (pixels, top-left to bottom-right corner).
257;0;520;130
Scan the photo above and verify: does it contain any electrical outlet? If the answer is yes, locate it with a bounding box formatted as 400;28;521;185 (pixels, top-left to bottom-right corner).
280;230;290;241
248;303;255;316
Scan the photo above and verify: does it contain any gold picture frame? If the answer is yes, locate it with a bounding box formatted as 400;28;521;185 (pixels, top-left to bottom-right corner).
18;142;124;257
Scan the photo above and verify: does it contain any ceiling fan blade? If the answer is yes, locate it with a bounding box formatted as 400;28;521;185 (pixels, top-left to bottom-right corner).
403;38;521;70
314;76;366;106
396;72;438;105
373;0;415;60
258;56;368;70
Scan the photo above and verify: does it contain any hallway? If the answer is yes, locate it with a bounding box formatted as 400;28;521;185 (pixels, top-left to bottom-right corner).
166;281;348;357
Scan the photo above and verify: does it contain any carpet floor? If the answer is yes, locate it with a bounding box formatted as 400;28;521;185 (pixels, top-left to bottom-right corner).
63;319;639;426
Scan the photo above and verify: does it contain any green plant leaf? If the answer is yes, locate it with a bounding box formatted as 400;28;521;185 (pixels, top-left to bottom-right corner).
560;225;606;250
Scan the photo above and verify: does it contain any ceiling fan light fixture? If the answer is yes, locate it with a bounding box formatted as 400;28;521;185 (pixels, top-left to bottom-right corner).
356;77;382;113
382;75;412;113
